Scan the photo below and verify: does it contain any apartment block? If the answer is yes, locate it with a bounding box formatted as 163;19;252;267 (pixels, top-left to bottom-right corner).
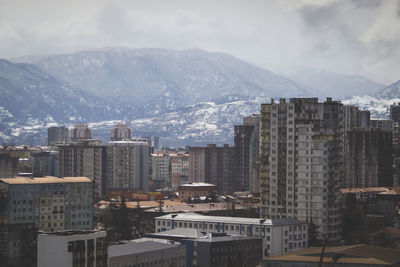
110;123;132;141
171;153;189;190
345;128;393;188
0;149;18;178
47;126;69;146
155;212;307;257
234;114;260;192
150;152;171;188
106;139;150;192
0;176;94;266
32;150;59;177
189;144;234;195
58;140;106;197
70;124;93;142
259;98;343;243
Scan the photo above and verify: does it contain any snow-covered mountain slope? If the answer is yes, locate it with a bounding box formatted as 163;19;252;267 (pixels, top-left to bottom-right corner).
13;48;309;109
375;80;400;99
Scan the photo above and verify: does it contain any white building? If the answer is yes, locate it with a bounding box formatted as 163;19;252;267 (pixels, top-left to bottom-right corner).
37;230;107;267
155;212;307;257
106;139;150;191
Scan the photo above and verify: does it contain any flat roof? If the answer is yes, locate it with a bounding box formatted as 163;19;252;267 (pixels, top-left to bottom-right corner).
0;176;93;184
108;241;179;258
263;244;400;265
179;182;216;187
155;212;305;226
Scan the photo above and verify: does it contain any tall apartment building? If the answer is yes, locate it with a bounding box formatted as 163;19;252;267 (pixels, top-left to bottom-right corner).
58;140;106;197
370;119;393;131
110;123;132;141
171;153;189;190
150;153;171;188
234;114;260;192
47;126;69;146
189;144;234;195
32;150;59;177
345;128;393;188
259;98;343;243
0;149;18;178
70;124;92;142
106;139;150;192
0;176;94;266
390;102;400;124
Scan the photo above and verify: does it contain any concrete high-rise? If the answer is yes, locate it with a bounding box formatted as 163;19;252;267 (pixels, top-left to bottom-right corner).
234;114;260;192
110;123;132;141
47;126;69;146
106;139;150;192
32;150;59;177
70;124;92;142
0;149;18;178
58;140;106;197
345;128;393;188
189;144;234;195
259;98;343;243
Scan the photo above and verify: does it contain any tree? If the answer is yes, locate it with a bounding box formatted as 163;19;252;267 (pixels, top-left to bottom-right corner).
308;219;321;247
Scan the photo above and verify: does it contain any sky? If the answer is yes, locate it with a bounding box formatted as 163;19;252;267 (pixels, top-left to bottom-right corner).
0;0;399;84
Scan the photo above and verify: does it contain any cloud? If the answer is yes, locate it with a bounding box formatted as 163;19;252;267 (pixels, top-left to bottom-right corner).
0;0;398;84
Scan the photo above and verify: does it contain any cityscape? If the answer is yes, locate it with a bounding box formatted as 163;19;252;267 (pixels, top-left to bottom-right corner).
1;1;400;267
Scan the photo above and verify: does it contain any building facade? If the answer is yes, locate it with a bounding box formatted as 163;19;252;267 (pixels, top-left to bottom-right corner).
345;128;393;188
106;139;150;192
155;212;308;257
47;126;69;146
32;151;59;177
58;140;106;197
0;149;18;178
189;144;234;195
38;230;107;267
0;176;94;266
70;124;93;142
171;154;189;190
259;98;343;243
234;114;260;192
108;240;186;267
110;123;132;141
178;182;217;201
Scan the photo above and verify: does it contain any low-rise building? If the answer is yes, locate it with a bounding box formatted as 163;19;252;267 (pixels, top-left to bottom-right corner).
178;183;217;201
155;212;307;257
147;228;262;267
38;230;107;267
108;240;186;267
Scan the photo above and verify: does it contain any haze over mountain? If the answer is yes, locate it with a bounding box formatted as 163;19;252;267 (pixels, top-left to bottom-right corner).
276;66;385;98
13;48;308;110
1;48;398;146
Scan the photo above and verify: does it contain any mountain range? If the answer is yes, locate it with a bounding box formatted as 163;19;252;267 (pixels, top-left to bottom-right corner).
1;48;398;146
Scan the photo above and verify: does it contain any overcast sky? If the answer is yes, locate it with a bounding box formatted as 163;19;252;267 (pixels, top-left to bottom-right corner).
0;0;399;84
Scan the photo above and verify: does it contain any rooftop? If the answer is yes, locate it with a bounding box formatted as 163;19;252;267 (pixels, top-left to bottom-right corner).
108;241;179;258
155;212;305;226
263;244;400;265
39;230;105;236
0;176;93;184
179;182;216;187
